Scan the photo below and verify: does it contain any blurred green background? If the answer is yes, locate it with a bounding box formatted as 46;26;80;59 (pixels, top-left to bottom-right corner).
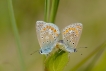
0;0;106;71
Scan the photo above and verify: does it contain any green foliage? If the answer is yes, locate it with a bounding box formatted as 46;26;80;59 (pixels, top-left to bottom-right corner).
45;49;69;71
70;41;106;71
7;0;26;71
44;0;60;23
44;1;69;71
44;0;50;22
1;0;106;71
49;0;60;23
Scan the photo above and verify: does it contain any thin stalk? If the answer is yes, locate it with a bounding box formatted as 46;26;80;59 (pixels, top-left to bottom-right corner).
7;0;26;71
70;40;106;71
50;0;60;23
44;0;50;22
84;49;104;71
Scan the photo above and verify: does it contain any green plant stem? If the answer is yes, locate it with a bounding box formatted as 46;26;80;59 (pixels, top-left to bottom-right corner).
84;49;104;71
50;0;60;23
44;0;50;22
7;0;26;71
44;0;60;71
44;0;51;71
70;41;106;71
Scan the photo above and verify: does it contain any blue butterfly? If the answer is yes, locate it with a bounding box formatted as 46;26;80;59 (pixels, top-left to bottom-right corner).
36;21;60;55
36;21;83;55
61;23;83;52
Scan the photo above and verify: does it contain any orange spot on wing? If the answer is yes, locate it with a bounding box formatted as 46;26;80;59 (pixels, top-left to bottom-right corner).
69;27;74;31
75;30;78;36
63;29;69;34
69;27;79;36
51;28;53;30
49;26;51;29
63;32;65;35
68;28;71;30
55;33;58;36
46;26;48;28
76;26;81;29
43;28;46;30
72;28;75;30
74;28;79;36
49;26;53;30
54;29;57;33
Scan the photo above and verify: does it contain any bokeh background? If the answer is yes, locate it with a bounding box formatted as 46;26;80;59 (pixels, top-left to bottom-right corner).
0;0;106;71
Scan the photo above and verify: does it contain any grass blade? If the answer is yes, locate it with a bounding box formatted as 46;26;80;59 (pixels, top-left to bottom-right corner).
44;0;50;22
84;48;104;71
70;40;106;71
7;0;26;71
50;0;60;23
45;49;69;71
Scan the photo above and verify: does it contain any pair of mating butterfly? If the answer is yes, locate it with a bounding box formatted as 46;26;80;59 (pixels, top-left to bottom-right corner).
36;21;83;55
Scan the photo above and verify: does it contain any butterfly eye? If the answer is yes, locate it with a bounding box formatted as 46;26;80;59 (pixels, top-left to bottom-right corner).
73;42;75;44
40;50;43;54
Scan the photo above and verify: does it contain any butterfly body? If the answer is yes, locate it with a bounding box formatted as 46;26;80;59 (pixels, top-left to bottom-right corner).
57;40;76;52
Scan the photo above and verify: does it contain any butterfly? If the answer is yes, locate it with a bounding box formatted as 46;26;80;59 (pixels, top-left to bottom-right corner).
61;23;83;52
36;21;83;55
36;21;60;55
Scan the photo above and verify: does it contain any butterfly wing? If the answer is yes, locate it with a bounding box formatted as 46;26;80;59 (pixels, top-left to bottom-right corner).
36;21;46;45
62;23;83;52
36;22;60;54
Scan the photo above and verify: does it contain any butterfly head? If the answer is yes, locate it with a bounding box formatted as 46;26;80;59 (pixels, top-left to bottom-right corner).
39;49;44;54
39;47;52;55
74;48;77;52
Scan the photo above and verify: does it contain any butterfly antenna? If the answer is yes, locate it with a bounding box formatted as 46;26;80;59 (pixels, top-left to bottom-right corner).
75;47;88;55
30;50;39;55
77;46;88;50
